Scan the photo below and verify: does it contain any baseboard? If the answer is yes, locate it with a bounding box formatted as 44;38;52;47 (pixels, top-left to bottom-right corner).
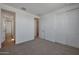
40;38;79;49
15;39;34;45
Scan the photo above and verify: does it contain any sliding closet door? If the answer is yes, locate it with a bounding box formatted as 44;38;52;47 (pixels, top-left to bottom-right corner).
1;9;16;48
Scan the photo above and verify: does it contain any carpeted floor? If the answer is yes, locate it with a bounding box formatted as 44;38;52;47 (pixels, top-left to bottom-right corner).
0;38;79;55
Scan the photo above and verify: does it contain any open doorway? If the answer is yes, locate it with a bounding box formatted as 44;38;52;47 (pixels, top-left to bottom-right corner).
34;16;40;39
1;9;16;48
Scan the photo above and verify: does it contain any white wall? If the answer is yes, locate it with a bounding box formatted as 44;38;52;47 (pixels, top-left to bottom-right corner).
0;4;35;48
16;12;34;44
40;4;79;48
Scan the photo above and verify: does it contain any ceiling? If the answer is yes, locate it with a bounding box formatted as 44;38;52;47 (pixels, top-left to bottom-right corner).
5;3;73;16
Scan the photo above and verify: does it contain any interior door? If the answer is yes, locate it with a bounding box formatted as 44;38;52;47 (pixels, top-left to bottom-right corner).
1;9;16;48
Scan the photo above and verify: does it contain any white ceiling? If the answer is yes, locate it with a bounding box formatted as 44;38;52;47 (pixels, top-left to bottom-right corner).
5;3;73;16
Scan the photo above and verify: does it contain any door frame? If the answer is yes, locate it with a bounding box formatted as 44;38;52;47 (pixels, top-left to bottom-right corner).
1;9;16;48
34;16;40;39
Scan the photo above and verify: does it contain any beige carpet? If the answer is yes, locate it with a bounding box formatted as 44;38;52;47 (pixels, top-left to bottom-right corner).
0;38;79;55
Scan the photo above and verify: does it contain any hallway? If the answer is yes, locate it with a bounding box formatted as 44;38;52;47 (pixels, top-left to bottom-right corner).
0;38;79;55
